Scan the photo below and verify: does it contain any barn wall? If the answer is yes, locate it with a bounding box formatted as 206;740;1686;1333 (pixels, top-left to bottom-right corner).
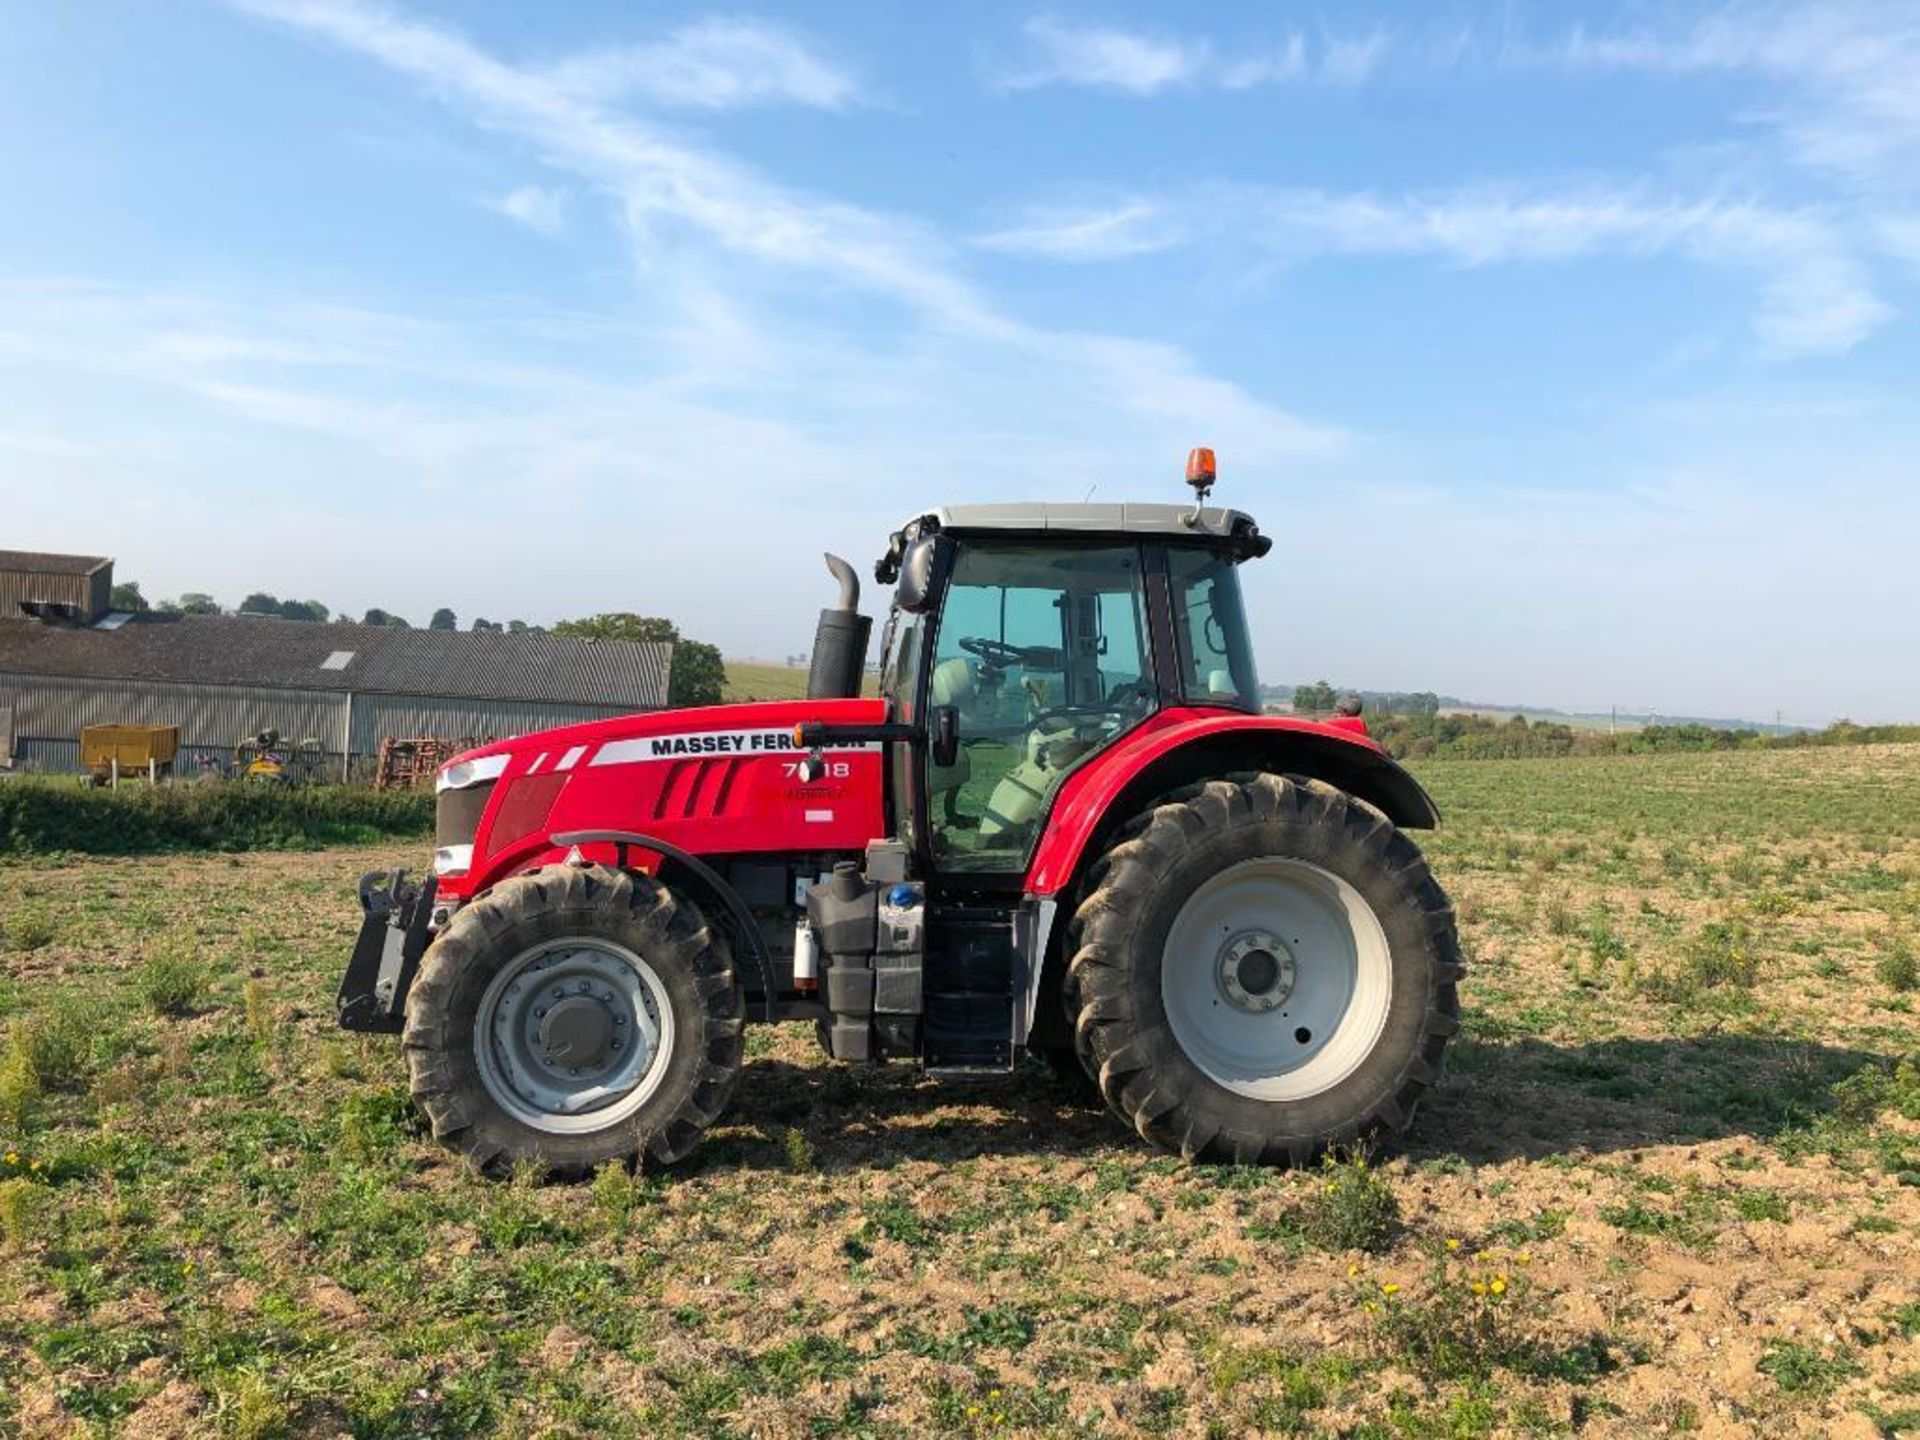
0;674;346;774
0;568;108;623
0;672;633;775
347;695;629;755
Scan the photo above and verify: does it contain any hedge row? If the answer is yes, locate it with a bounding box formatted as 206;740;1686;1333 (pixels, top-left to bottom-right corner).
0;779;433;856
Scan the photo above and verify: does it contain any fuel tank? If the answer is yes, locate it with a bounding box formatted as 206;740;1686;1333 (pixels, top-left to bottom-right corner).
430;697;889;898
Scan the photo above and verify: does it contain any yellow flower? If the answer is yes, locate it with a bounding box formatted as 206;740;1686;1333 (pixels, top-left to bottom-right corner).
3;1150;17;1165
1381;1282;1400;1296
988;1390;1002;1400
1471;1281;1488;1296
181;1261;195;1276
966;1405;981;1418
1517;1252;1532;1266
1490;1276;1508;1295
1347;1263;1360;1277
1445;1238;1461;1252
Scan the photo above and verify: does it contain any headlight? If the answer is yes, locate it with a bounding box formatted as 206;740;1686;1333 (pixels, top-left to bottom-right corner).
433;844;474;877
437;753;510;792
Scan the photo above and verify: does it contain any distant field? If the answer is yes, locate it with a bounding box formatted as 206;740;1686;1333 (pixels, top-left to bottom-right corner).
724;660;877;702
721;659;812;702
3;746;1918;1436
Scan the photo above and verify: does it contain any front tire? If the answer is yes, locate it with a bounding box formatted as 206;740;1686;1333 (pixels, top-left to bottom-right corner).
403;864;743;1175
1067;775;1461;1165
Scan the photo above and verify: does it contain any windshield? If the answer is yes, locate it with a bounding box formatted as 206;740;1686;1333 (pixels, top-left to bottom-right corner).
1168;547;1260;710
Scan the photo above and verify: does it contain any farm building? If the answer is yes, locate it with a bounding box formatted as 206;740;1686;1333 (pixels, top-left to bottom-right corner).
0;551;671;778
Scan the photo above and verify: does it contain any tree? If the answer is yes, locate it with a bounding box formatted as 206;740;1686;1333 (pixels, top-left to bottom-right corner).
429;607;458;630
362;608;392;627
110;580;149;613
552;614;678;645
174;592;220;615
239;591;281;616
278;599;329;623
1292;680;1339;715
470;617;501;632
670;639;727;707
506;619;539;634
551;613;728;706
1405;691;1440;718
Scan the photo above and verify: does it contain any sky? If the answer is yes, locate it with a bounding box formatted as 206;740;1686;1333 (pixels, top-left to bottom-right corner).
2;2;1918;725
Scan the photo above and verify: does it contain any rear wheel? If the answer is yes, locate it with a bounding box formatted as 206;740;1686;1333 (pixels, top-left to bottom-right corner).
403;864;743;1175
1067;775;1461;1165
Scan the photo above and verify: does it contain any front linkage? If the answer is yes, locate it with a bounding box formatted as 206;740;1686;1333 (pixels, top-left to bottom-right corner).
337;869;438;1034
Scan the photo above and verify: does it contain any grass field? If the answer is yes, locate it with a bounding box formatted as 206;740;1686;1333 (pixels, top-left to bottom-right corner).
3;746;1919;1437
722;661;813;703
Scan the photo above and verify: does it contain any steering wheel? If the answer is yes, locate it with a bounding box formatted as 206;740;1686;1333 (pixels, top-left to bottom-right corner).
959;636;1033;668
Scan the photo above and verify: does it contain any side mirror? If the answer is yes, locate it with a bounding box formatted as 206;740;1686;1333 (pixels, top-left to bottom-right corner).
931;705;960;769
895;535;950;615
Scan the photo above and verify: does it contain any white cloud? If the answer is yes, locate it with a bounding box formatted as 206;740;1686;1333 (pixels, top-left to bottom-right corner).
1002;15;1206;94
975;200;1177;261
539;17;858;111
1002;16;1397;94
224;0;1336;455
1321;30;1391;86
489;184;566;234
1550;4;1920;185
983;184;1891;358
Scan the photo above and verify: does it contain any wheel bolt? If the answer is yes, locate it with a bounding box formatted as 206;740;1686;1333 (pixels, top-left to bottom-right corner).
614;1014;626;1026
552;987;565;999
535;1007;546;1018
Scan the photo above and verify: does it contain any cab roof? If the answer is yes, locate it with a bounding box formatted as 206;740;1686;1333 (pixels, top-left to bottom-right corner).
921;502;1261;542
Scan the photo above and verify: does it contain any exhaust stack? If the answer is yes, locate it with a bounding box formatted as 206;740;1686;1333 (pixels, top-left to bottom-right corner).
806;553;872;700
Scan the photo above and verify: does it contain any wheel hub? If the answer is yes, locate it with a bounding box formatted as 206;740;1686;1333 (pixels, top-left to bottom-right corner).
538;995;615;1068
474;940;671;1130
1216;929;1296;1014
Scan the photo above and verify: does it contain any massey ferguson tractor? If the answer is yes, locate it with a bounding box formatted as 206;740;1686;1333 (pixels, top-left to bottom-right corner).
338;452;1461;1173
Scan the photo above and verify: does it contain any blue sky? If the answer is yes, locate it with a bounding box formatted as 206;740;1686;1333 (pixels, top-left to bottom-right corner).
2;2;1917;723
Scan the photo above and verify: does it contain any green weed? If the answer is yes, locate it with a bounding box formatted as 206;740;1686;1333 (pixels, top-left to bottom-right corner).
136;951;210;1016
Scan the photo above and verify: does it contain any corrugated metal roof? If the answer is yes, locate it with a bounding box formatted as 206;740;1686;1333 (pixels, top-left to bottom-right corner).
0;550;112;576
0;613;671;709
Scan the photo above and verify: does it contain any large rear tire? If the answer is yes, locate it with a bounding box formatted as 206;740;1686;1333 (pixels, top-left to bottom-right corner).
403;864;743;1176
1066;775;1461;1165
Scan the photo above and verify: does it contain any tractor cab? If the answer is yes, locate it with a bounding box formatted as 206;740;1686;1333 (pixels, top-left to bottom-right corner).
869;502;1268;877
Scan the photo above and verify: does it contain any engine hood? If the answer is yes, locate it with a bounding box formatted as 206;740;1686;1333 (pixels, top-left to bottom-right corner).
432;696;891;896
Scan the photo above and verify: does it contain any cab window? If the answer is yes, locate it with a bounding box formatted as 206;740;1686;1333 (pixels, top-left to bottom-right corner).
1169;547;1260;710
925;543;1154;871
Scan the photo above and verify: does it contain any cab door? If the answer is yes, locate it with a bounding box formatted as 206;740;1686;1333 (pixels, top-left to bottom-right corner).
919;541;1158;874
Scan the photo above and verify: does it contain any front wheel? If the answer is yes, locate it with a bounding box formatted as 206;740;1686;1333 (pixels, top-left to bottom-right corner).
402;864;743;1175
1067;775;1462;1166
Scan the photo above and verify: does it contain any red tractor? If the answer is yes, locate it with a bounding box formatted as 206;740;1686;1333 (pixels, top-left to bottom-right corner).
338;453;1461;1173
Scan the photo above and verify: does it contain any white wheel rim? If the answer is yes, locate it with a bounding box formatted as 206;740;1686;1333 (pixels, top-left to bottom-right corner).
1160;857;1392;1101
472;938;676;1134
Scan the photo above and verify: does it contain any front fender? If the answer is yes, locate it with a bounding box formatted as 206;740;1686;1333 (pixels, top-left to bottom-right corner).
1023;713;1439;898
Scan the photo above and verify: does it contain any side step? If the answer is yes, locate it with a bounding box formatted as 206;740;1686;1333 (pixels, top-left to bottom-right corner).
921;905;1016;1073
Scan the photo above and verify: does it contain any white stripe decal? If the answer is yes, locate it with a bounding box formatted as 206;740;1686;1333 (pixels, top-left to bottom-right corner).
805;809;835;823
556;745;588;771
526;752;547;774
589;729;881;767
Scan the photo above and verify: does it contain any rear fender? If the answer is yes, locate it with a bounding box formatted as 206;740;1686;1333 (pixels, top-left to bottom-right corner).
1017;713;1439;1042
1028;715;1438;899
